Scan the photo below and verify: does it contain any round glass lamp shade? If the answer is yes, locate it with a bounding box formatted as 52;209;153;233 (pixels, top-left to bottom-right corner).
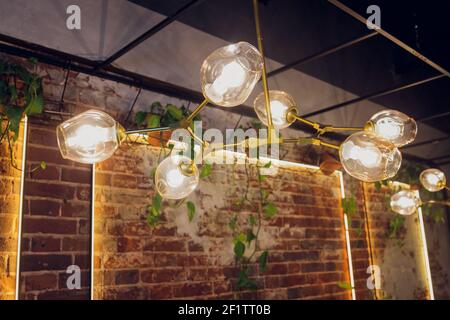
420;168;446;192
155;155;199;200
57;109;123;164
390;190;420;215
253;90;298;129
340;131;402;182
200;42;263;107
369;109;417;147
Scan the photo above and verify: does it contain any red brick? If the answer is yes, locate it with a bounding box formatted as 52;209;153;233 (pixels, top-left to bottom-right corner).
25;181;75;199
28;199;60;216
23;217;77;234
61;168;91;184
25;273;58;291
30;237;61;252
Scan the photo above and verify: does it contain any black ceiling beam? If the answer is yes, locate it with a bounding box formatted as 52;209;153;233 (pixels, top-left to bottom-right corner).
328;0;450;78
418;111;450;123
430;154;450;162
402;136;450;150
267;32;378;79
301;74;445;118
94;0;205;70
437;159;450;166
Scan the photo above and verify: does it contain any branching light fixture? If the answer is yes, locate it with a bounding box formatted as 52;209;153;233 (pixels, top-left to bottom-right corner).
56;0;419;200
390;168;449;215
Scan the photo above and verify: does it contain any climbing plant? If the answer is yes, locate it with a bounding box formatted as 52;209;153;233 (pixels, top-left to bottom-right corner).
0;57;46;172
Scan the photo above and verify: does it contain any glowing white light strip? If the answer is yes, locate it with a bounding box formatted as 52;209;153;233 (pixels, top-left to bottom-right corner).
415;191;435;300
15;116;28;300
90;164;95;300
338;171;356;300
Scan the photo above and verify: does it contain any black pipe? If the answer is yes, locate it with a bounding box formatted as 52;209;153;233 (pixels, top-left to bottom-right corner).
402;136;450;150
267;32;378;78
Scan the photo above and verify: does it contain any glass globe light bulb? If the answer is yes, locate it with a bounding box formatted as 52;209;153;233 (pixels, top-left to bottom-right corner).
340;131;402;182
155;155;199;200
368;109;417;147
200;42;263;107
253;90;298;129
57;109;124;164
390;190;420;215
420;168;446;192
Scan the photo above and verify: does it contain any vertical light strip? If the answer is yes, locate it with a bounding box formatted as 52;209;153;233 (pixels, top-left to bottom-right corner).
337;171;356;300
15;116;28;300
415;190;434;300
90;163;95;300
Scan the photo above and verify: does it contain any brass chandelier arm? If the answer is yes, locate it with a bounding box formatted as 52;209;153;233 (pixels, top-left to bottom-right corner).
422;199;450;207
252;0;274;139
185;98;209;124
288;111;364;136
281;137;341;150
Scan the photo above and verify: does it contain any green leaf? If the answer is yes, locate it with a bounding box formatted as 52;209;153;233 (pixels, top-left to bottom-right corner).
337;281;354;290
135;111;147;126
150;101;163;113
258;251;269;272
261;189;269;200
28;57;38;65
258;173;266;182
263;161;272;168
237;268;258;290
341;197;357;216
24;94;44;115
186;201;195;222
234;241;245;259
152;193;162;213
228;216;237;231
149;168;156;179
248;214;256;227
146;114;161;128
40;161;47;170
246;229;256;243
263;202;277;219
374;181;382;192
233;233;246;245
166;104;184;120
200;163;212;179
6;106;23;140
146;211;159;227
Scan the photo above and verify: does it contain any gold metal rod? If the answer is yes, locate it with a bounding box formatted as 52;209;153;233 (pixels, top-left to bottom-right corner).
186;98;209;124
320;126;364;133
319;140;341;150
290;113;320;130
124;126;172;135
252;0;273;139
423;200;450;207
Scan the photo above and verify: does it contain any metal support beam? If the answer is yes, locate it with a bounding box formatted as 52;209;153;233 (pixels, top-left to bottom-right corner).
430;154;450;162
418;111;450;123
267;32;378;78
328;0;450;78
301;74;445;118
94;0;204;70
402;136;450;150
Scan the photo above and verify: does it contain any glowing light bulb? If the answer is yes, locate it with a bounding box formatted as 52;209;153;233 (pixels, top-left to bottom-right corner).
368;109;417;147
375;118;402;140
166;168;185;188
57;110;123;164
340;131;402;182
201;42;263;107
390;190;420;215
155;155;199;200
210;61;246;96
420;168;446;192
253;90;298;129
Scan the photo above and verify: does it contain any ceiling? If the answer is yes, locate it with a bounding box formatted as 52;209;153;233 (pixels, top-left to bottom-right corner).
0;0;449;170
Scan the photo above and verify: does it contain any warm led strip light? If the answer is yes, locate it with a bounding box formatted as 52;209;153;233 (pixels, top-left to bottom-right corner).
15;116;28;300
337;171;356;300
415;191;435;300
90;164;96;300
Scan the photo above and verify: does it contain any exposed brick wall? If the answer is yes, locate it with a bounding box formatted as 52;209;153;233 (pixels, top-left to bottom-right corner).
361;183;430;300
19;123;91;299
1;54;446;300
93;144;353;300
0;122;24;300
